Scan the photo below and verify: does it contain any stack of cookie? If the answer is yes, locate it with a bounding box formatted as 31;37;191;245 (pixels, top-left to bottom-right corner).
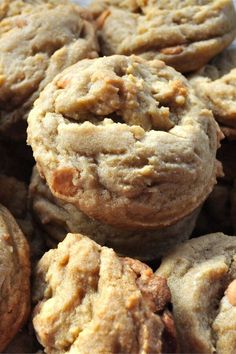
0;0;236;353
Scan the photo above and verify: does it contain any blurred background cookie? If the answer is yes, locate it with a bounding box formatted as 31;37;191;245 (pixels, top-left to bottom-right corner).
157;233;236;354
33;233;177;354
0;204;30;351
189;47;236;140
92;0;236;72
0;0;98;140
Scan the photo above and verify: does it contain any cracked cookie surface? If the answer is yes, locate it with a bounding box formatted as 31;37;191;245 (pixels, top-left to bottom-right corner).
92;0;236;73
33;233;177;354
28;55;220;229
0;0;98;139
157;233;236;354
0;204;30;351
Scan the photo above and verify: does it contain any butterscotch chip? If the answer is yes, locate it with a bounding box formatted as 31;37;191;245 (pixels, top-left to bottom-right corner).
157;233;236;354
28;55;220;229
33;233;177;354
90;0;236;73
0;204;30;351
29;166;199;260
0;0;98;140
190;48;236;139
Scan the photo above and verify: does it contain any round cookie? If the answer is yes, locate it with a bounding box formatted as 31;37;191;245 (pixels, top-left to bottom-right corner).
0;0;98;140
157;233;236;354
29;167;199;260
28;54;221;229
92;0;236;73
0;204;30;351
190;48;236;139
33;233;177;354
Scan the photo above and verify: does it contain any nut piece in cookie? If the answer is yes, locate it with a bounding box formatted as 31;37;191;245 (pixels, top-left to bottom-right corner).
157;233;236;354
28;55;220;229
33;233;177;354
92;0;236;73
0;204;30;351
189;48;236;140
0;0;98;140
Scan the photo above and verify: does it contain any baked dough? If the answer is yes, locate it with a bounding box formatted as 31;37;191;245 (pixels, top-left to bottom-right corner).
33;233;177;354
29;167;199;260
157;233;236;354
0;204;30;351
92;0;236;72
0;0;98;139
190;48;236;139
28;55;221;229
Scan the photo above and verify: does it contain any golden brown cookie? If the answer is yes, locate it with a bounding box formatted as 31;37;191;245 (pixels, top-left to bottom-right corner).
29;166;199;260
157;233;236;354
92;0;236;73
190;47;236;139
0;0;98;140
33;233;177;354
28;55;221;229
0;204;30;351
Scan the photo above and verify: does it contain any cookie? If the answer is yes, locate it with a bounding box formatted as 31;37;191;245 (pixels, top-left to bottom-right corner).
33;233;177;354
189;48;236;139
157;233;236;354
29;167;199;260
0;204;30;351
93;0;236;73
28;55;221;229
0;0;98;140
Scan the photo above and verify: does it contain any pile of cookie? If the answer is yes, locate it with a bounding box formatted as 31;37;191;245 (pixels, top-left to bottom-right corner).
0;0;236;353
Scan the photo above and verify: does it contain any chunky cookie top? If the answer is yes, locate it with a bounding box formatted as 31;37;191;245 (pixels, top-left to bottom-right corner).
33;233;177;354
28;55;220;229
92;0;236;72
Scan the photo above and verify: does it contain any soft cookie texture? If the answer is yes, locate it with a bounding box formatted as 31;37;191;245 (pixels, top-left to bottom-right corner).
29;167;199;260
157;233;236;354
190;48;236;139
28;55;221;229
33;233;177;354
92;0;236;73
0;0;98;139
0;204;30;351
